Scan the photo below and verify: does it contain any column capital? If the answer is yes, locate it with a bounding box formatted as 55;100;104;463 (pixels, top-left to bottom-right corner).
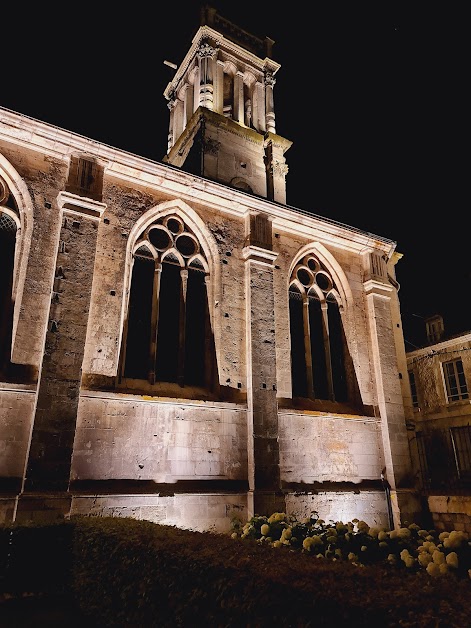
197;40;217;59
264;71;276;87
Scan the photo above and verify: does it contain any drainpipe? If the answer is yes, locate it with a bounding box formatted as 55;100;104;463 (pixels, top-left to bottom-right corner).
381;468;394;530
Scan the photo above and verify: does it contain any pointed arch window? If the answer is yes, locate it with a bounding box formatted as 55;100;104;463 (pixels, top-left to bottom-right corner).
121;215;214;390
0;177;20;377
289;254;348;402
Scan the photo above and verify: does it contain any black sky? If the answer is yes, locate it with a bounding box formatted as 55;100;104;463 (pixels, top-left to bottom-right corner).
2;3;468;349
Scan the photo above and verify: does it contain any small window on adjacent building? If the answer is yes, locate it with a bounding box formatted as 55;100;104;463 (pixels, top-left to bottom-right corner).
408;370;419;409
442;359;468;403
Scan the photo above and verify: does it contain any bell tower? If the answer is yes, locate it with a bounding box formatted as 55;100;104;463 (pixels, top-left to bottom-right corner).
163;5;292;204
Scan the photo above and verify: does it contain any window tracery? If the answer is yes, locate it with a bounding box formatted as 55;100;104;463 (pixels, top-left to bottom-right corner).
289;253;348;402
121;214;214;392
0;176;20;376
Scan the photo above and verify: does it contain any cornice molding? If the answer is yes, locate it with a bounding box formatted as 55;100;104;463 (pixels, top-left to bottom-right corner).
0;107;396;256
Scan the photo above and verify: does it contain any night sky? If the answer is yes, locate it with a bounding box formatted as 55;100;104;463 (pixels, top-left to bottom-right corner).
2;3;468;349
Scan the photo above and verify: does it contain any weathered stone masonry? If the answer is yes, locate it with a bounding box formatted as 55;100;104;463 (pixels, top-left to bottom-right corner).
0;7;421;532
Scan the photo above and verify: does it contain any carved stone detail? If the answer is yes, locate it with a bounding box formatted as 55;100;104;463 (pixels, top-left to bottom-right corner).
203;137;221;155
264;72;276;87
271;161;289;177
197;41;217;59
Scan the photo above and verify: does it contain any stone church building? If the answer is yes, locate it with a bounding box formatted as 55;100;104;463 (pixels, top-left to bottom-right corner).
0;7;419;532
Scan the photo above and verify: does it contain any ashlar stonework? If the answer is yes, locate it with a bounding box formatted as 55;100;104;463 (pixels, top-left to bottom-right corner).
0;6;420;531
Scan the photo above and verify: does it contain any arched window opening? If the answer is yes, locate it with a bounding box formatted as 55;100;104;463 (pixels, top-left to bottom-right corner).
0;181;20;378
123;253;154;380
289;254;348;403
244;83;253;128
223;73;234;118
327;295;348;403
309;293;329;400
122;215;215;393
288;285;307;398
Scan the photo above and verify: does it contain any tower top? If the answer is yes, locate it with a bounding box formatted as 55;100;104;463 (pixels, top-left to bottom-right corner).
199;5;275;58
163;5;291;204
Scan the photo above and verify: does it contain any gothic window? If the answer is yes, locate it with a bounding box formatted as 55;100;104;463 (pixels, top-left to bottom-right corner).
0;178;20;377
122;215;214;391
289;254;348;402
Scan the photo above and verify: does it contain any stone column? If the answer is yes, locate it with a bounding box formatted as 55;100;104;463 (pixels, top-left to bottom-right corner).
234;72;245;125
264;72;276;134
215;60;225;115
197;40;216;110
18;191;105;519
180;83;193;128
363;251;416;527
242;213;285;518
253;81;265;132
264;137;291;205
167;94;176;153
173;98;185;145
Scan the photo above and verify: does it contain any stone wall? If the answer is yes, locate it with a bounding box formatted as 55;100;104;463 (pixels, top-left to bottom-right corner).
428;495;471;534
279;411;383;483
71;394;247;483
70;493;247;534
0;386;35;481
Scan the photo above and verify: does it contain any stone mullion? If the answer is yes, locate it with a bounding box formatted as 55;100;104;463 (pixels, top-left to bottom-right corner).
321;302;334;401
302;296;314;398
148;262;162;385
204;274;213;390
177;269;188;387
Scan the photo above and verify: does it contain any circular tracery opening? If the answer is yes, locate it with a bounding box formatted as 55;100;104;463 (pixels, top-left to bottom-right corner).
306;257;319;272
148;227;171;251
176;234;198;257
296;268;312;287
165;217;183;235
315;272;332;292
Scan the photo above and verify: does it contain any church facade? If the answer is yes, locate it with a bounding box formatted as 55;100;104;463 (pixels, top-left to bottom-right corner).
0;7;419;532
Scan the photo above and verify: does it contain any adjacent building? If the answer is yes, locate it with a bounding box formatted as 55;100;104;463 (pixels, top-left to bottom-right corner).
406;315;471;532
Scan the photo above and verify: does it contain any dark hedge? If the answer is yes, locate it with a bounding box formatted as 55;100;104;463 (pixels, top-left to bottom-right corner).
1;516;470;627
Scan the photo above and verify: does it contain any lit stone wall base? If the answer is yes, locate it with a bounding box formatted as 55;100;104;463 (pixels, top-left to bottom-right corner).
285;491;390;529
390;488;424;528
14;494;72;524
70;493;248;534
248;490;286;519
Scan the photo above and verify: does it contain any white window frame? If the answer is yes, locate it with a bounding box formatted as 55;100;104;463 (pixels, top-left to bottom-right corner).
442;358;468;403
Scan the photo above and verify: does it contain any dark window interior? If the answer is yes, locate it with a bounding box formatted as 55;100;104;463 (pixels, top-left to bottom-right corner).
289;289;307;398
0;214;16;375
309;294;328;400
328;299;348;402
124;256;153;379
